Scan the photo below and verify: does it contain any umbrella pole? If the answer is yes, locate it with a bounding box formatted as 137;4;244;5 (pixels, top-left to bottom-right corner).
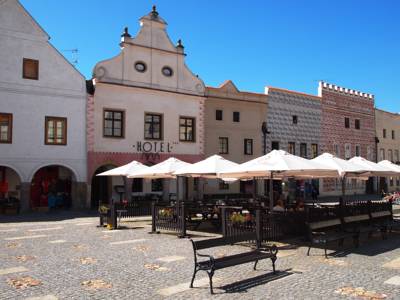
341;175;346;205
176;176;180;204
252;177;256;200
269;172;274;211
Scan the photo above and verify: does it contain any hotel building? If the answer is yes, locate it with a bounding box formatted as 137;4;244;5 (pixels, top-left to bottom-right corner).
87;7;206;206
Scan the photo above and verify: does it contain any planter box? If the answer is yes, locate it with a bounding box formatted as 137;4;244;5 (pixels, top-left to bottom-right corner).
4;207;18;215
33;206;49;213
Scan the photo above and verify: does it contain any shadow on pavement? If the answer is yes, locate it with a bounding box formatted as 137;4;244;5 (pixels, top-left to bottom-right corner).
0;210;98;224
220;269;295;294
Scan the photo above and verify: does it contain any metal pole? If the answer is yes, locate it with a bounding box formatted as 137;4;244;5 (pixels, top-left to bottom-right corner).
341;175;346;203
252;177;257;200
176;176;179;204
269;172;274;211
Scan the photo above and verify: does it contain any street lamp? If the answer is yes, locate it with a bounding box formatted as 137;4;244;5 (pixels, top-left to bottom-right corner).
261;122;271;205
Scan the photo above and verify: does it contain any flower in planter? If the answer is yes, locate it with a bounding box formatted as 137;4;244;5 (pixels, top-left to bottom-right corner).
159;208;173;218
98;205;110;214
230;212;246;224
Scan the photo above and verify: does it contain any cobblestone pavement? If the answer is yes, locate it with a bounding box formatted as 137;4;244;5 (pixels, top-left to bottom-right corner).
1;213;400;299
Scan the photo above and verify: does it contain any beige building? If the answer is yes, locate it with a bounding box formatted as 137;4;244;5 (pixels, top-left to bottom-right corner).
204;81;268;194
375;108;400;192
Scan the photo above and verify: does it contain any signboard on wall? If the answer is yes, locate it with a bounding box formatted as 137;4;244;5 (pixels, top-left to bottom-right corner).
132;141;179;153
132;141;179;163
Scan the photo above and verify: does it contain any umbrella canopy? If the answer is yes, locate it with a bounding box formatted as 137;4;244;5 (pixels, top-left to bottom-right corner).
349;156;399;177
127;157;191;179
378;160;400;173
173;154;239;178
96;160;149;176
311;153;368;177
218;150;339;179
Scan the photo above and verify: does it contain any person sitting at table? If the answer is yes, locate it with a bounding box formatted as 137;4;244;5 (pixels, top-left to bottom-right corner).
273;199;285;212
295;200;305;211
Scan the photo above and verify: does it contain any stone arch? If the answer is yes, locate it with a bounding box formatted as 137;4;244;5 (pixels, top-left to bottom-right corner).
29;164;78;209
29;163;80;183
0;165;23;205
90;160;119;181
90;163;118;209
0;163;24;182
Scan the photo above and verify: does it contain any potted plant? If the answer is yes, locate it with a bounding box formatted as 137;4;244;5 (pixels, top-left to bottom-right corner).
98;204;110;227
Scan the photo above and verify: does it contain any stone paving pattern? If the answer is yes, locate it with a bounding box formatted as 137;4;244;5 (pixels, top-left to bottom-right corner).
0;212;400;299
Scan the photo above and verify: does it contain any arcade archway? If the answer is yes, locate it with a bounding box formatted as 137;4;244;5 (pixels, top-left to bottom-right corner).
0;166;22;213
30;165;76;210
90;164;119;209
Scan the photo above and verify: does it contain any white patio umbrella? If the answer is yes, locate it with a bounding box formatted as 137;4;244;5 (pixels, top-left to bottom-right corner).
127;157;191;179
311;153;370;200
349;156;399;177
96;160;149;176
174;155;238;178
219;150;340;209
96;160;149;203
377;160;400;173
173;154;240;200
127;157;192;202
377;160;400;193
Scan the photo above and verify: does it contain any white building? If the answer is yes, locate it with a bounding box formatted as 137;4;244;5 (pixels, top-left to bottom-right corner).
0;0;87;211
88;6;206;207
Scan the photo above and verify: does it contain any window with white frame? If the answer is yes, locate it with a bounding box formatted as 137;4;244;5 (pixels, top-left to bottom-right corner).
344;143;351;159
367;146;372;161
355;145;361;157
388;149;393;162
380;148;385;161
334;144;340;157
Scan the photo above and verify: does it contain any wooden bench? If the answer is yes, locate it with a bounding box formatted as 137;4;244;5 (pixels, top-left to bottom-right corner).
190;233;278;294
342;214;377;238
306;218;359;258
343;211;393;240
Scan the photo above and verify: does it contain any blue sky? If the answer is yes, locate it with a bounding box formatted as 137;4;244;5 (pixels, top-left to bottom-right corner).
21;0;400;113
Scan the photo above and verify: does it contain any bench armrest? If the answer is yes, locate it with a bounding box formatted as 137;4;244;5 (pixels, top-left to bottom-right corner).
260;244;278;256
196;252;215;268
196;252;214;260
311;231;326;236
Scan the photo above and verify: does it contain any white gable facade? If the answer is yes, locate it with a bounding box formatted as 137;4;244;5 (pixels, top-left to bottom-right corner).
0;0;87;210
88;7;206;206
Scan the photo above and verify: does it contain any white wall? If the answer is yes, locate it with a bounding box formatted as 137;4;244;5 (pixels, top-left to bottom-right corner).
93;83;203;156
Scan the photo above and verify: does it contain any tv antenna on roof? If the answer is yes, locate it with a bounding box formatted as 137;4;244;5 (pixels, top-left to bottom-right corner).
62;48;79;66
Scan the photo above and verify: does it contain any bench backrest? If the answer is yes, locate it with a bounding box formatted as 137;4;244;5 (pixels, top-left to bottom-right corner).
308;218;341;230
343;214;370;223
192;232;257;251
371;210;392;218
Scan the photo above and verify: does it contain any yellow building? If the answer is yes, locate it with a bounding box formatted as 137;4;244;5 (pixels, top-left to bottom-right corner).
204;81;268;194
375;108;400;192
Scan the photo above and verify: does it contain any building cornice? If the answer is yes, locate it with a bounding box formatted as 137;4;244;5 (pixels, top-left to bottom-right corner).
375;108;400;117
0;82;85;100
266;86;321;101
94;81;206;98
318;81;374;100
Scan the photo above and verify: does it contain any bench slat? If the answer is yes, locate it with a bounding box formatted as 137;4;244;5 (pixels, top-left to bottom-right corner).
371;211;391;218
343;214;370;223
193;233;257;250
309;219;341;230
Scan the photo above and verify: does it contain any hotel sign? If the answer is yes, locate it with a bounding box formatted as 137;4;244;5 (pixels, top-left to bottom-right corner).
132;141;178;153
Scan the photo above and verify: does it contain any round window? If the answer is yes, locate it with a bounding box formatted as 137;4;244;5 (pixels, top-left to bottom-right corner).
134;62;146;73
162;66;173;77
